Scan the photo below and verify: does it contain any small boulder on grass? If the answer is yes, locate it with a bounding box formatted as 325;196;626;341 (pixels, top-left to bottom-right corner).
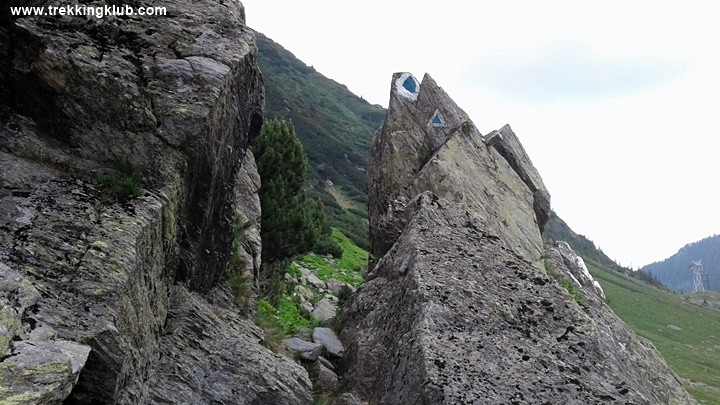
294;285;314;301
312;298;337;322
326;278;345;294
305;272;327;290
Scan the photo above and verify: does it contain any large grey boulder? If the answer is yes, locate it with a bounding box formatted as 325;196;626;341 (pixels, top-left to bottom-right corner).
232;149;263;314
1;264;91;403
339;72;693;404
0;155;174;403
1;0;263;293
0;0;312;402
486;124;551;232
0;339;91;404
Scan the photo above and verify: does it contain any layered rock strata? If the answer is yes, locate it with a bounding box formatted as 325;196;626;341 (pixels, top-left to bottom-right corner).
339;72;693;404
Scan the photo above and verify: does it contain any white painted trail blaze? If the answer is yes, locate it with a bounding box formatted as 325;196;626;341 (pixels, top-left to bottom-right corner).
395;72;419;101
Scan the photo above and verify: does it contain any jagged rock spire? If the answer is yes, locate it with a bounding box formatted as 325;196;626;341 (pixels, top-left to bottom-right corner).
368;72;548;264
340;73;693;404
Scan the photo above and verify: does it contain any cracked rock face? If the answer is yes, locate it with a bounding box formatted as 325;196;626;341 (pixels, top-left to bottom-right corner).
367;74;548;265
144;285;313;405
339;73;693;404
2;0;263;293
1;1;311;403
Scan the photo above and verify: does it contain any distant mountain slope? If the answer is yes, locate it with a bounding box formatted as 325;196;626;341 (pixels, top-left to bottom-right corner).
255;32;385;249
643;235;720;292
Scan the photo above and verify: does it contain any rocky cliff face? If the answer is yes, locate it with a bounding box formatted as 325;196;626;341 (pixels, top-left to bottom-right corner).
0;1;311;403
339;73;693;404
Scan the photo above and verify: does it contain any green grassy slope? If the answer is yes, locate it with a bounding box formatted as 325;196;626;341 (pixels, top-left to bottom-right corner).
256;32;385;249
586;258;720;403
297;228;366;288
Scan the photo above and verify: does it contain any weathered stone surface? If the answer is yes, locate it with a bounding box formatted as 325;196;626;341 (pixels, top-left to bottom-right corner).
367;73;546;265
0;155;173;403
284;337;324;361
1;260;93;403
0;339;91;404
312;298;337;323
0;1;312;403
318;355;335;371
313;327;344;357
2;0;263;294
339;73;693;404
315;362;339;392
144;286;313;405
486;124;551;232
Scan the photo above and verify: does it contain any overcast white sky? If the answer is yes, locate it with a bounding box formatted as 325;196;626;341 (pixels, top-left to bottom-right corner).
242;0;720;268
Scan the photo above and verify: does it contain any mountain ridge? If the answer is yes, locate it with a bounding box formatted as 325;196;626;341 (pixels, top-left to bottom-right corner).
643;234;720;292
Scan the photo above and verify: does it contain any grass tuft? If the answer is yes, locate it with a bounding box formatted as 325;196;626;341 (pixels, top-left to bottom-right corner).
561;279;584;304
96;170;142;201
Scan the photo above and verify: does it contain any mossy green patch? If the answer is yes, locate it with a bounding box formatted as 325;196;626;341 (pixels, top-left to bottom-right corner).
332;228;367;274
286;263;301;280
561;279;584;304
90;240;109;252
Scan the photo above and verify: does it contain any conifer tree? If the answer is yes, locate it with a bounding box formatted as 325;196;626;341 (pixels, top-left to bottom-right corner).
253;119;327;263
